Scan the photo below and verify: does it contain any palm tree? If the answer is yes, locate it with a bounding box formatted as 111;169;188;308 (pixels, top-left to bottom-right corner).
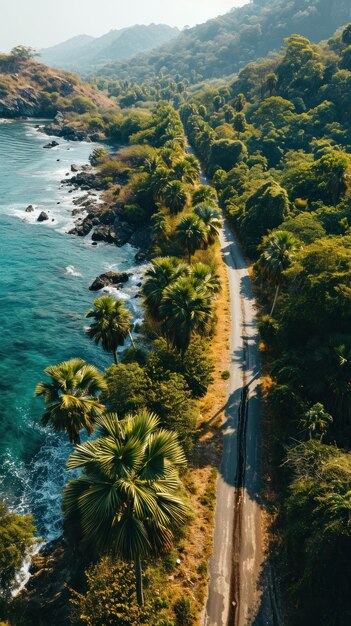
175;214;207;263
256;230;300;315
192;185;218;206
151;211;171;244
299;403;333;441
160;277;213;354
63;410;188;607
191;263;221;294
35;359;107;445
172;156;200;184
149;166;170;201
162;180;188;215
142;257;189;321
194;205;221;247
86;296;132;365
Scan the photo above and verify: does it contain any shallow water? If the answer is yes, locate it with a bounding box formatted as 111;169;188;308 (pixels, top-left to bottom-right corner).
0;121;142;538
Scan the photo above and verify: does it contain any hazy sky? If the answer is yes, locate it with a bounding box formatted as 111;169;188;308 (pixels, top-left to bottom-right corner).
1;0;247;51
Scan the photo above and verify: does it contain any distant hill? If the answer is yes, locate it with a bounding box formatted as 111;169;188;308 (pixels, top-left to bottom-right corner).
96;0;351;83
0;54;112;120
40;24;179;74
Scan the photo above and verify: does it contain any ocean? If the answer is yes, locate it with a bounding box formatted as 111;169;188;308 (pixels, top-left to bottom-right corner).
0;121;141;539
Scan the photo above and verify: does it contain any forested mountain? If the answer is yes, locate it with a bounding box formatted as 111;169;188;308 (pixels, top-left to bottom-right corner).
97;0;351;83
40;24;179;74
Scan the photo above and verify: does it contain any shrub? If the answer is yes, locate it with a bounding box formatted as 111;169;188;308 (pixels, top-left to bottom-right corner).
71;558;152;626
71;96;96;114
103;363;149;416
258;315;280;346
0;502;35;596
173;596;195;626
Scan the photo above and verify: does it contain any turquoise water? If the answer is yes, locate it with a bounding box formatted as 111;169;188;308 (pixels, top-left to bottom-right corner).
0;122;141;538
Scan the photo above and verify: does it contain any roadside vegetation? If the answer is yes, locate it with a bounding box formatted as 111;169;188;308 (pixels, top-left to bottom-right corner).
0;104;226;626
178;25;351;625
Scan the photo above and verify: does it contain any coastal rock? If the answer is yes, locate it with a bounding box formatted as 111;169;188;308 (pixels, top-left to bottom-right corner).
129;225;153;250
0;88;41;118
89;271;130;291
99;209;116;225
43;141;59;149
135;251;150;263
70;164;80;172
25;205;34;213
22;537;81;626
37;211;49;222
89;133;102;142
43;122;89;142
69;218;93;237
67;171;105;190
91;224;118;243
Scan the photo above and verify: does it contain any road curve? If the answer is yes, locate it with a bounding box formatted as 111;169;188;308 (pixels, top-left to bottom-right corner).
204;221;264;626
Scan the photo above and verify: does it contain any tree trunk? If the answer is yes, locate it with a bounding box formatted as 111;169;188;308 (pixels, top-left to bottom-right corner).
128;329;136;353
113;349;118;365
134;555;144;607
270;284;280;316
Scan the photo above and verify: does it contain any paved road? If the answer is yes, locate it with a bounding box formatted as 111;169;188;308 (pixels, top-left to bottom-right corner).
204;221;265;626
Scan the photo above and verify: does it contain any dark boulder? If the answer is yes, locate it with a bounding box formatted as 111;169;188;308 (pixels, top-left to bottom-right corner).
25;205;34;213
99;209;116;225
89;271;130;292
70;164;80;172
37;211;49;222
43;141;59;149
69;218;93;237
91;224;118;244
129;225;153;250
135;251;150;263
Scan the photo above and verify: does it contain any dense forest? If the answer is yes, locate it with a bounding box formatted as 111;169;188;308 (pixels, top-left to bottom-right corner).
179;23;351;625
97;0;351;83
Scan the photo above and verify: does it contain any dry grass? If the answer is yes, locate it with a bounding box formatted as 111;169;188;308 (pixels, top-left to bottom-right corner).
162;239;231;620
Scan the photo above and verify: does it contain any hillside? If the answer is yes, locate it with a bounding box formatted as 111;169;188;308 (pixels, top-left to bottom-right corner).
97;0;351;83
40;24;179;74
0;52;117;139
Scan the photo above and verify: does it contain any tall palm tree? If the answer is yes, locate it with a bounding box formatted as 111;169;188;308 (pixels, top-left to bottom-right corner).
35;359;107;445
149;166;170;201
191;263;221;294
162;180;188;215
160;277;213;354
63;410;188;607
194;205;221;247
256;230;300;315
175;214;207;263
299;403;333;441
172;156;200;184
86;296;132;365
151;211;171;244
142;257;189;321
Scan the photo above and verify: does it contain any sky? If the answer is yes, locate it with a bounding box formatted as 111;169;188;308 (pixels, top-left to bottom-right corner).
0;0;247;51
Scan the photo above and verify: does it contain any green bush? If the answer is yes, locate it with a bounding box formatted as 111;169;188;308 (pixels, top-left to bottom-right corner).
71;96;96;114
71;558;152;626
173;596;195;626
0;502;35;595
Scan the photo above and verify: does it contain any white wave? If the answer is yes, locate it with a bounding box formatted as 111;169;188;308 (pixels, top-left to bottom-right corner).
65;265;82;277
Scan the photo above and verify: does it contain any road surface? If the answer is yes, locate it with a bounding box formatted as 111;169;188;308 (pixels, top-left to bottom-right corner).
204;221;265;626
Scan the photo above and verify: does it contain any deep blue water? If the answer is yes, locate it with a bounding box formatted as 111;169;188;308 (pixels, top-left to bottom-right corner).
0;122;142;538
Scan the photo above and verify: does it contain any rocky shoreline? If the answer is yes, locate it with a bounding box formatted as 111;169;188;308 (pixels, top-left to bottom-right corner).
62;165;152;263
